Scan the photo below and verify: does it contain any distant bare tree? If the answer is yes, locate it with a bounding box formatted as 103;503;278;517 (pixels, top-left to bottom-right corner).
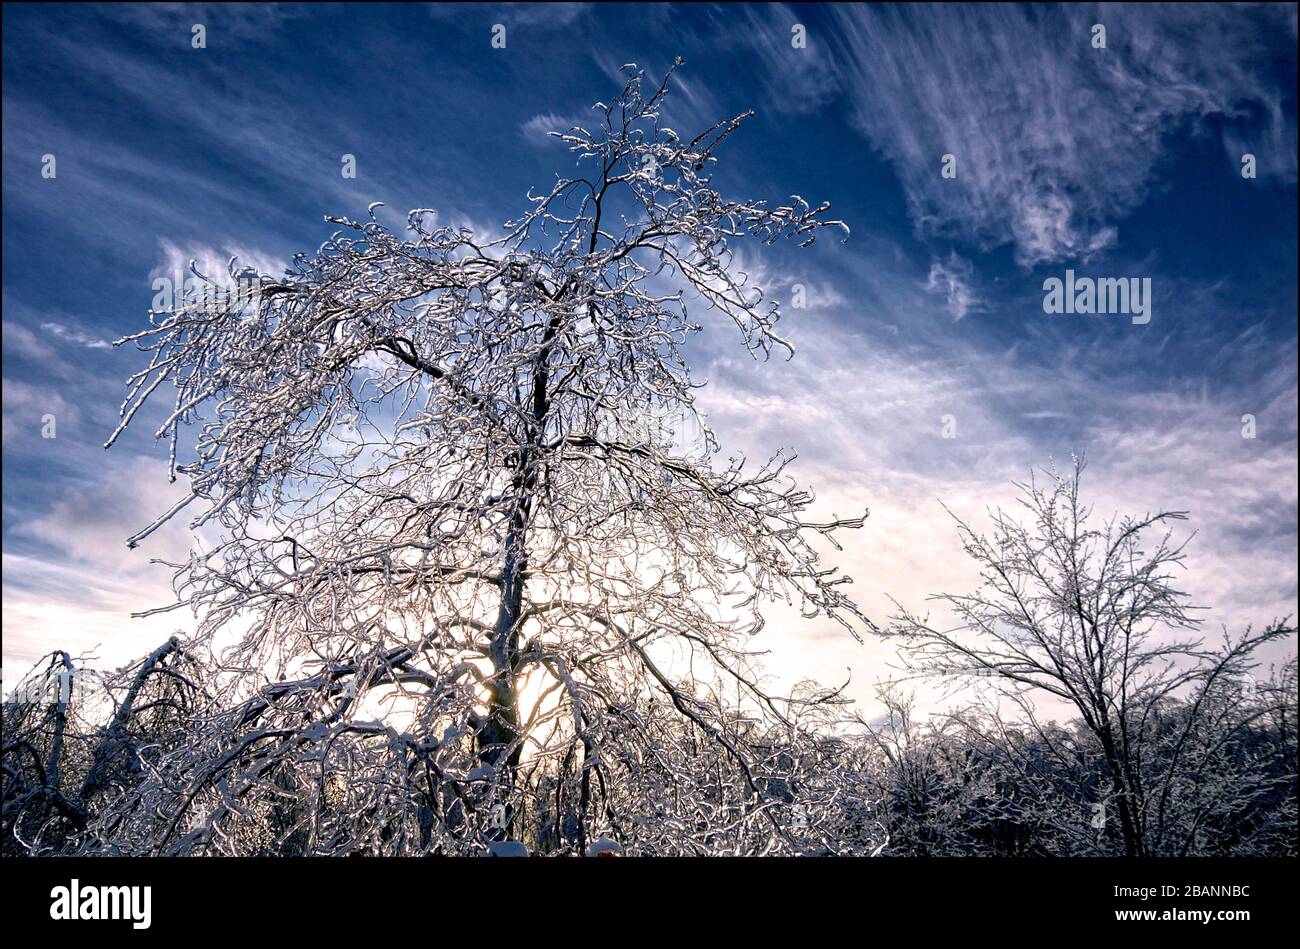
889;458;1295;856
96;61;874;855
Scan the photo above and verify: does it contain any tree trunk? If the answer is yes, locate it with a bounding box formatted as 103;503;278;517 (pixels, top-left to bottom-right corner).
1098;728;1145;856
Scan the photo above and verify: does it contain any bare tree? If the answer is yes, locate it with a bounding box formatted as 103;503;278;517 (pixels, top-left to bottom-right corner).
97;61;875;855
889;457;1295;856
2;638;202;855
2;651;85;853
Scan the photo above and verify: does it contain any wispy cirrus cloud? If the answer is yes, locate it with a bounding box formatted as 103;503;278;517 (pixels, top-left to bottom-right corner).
429;2;591;29
926;252;981;322
39;322;111;349
703;3;840;115
824;3;1297;265
520;111;593;146
149;238;284;286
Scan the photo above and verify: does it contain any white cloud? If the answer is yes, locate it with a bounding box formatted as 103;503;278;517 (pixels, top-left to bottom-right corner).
711;4;840;115
691;276;1298;719
151;238;283;286
1;553;191;674
925;252;980;321
2;378;80;445
430;3;590;29
40;321;111;349
520;111;593;146
824;4;1296;265
2;454;212;673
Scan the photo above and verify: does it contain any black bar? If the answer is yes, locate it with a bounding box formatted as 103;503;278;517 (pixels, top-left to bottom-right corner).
4;856;1293;937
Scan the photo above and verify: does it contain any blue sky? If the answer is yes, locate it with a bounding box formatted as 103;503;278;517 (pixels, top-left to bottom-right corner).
3;3;1297;710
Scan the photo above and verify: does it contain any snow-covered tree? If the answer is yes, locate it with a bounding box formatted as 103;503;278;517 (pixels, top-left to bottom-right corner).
889;458;1296;856
98;61;876;855
2;638;202;855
